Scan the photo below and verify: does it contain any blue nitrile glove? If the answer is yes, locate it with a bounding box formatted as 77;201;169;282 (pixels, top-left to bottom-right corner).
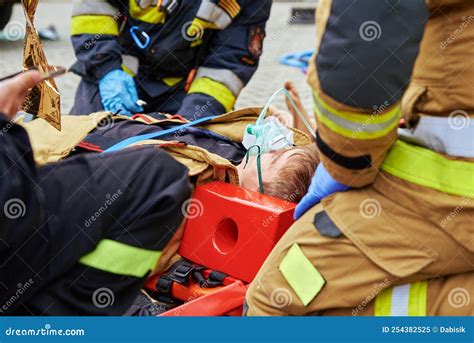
294;163;351;220
99;69;143;116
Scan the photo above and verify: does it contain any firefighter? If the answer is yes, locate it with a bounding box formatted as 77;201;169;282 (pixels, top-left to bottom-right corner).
69;0;271;118
0;70;192;315
246;0;474;316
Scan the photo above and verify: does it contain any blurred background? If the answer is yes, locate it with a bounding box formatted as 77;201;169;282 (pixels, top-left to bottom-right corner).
0;0;316;114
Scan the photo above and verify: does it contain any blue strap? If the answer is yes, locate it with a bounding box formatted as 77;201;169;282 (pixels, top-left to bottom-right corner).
102;115;218;153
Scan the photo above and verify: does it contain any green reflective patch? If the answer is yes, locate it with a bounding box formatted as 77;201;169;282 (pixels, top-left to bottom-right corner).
278;243;325;306
79;239;162;277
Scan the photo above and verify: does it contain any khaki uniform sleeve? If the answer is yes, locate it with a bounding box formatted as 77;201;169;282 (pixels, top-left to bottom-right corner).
307;0;428;187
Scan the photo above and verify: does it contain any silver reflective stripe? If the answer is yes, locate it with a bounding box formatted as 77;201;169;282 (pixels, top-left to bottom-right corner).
390;284;410;316
314;97;400;133
122;55;139;76
398;115;474;158
196;67;243;96
72;0;119;17
197;0;232;29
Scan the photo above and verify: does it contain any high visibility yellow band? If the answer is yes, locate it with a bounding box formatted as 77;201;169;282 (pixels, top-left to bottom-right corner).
71;15;119;36
278;243;326;307
313;91;401;140
79;239;162;277
374;281;427;316
381;140;474;198
129;0;165;24
188;77;236;112
162;77;184;87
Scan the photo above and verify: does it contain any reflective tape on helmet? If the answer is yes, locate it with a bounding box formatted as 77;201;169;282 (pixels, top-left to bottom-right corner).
313;91;401;140
188;77;236;112
278;243;326;306
196;67;243;97
79;239;162;277
71;15;119;36
381;140;474;198
374;281;427;316
72;0;119;17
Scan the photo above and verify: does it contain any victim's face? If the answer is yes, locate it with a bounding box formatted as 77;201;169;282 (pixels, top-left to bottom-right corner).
237;148;301;192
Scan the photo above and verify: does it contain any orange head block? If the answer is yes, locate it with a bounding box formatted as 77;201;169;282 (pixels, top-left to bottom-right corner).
179;182;296;283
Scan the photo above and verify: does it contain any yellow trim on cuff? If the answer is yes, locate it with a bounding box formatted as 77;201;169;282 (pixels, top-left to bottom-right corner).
188;77;236;112
71;15;119;36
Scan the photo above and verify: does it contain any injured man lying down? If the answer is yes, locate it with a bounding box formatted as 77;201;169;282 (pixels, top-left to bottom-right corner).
19;85;318;315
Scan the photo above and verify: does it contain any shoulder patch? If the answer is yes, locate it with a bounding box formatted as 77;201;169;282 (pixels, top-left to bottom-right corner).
313;211;342;238
248;26;265;58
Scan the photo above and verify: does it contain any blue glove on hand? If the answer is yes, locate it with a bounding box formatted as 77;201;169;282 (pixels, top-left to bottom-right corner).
99;69;143;116
294;163;351;220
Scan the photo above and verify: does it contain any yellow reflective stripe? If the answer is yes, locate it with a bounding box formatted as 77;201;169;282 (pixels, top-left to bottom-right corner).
374;282;427;316
382;140;474;198
188;77;236;112
278;243;326;306
408;281;427;316
374;287;393;316
129;0;165;24
79;239;162;277
313;91;401;140
71;15;119;36
162;77;184;87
